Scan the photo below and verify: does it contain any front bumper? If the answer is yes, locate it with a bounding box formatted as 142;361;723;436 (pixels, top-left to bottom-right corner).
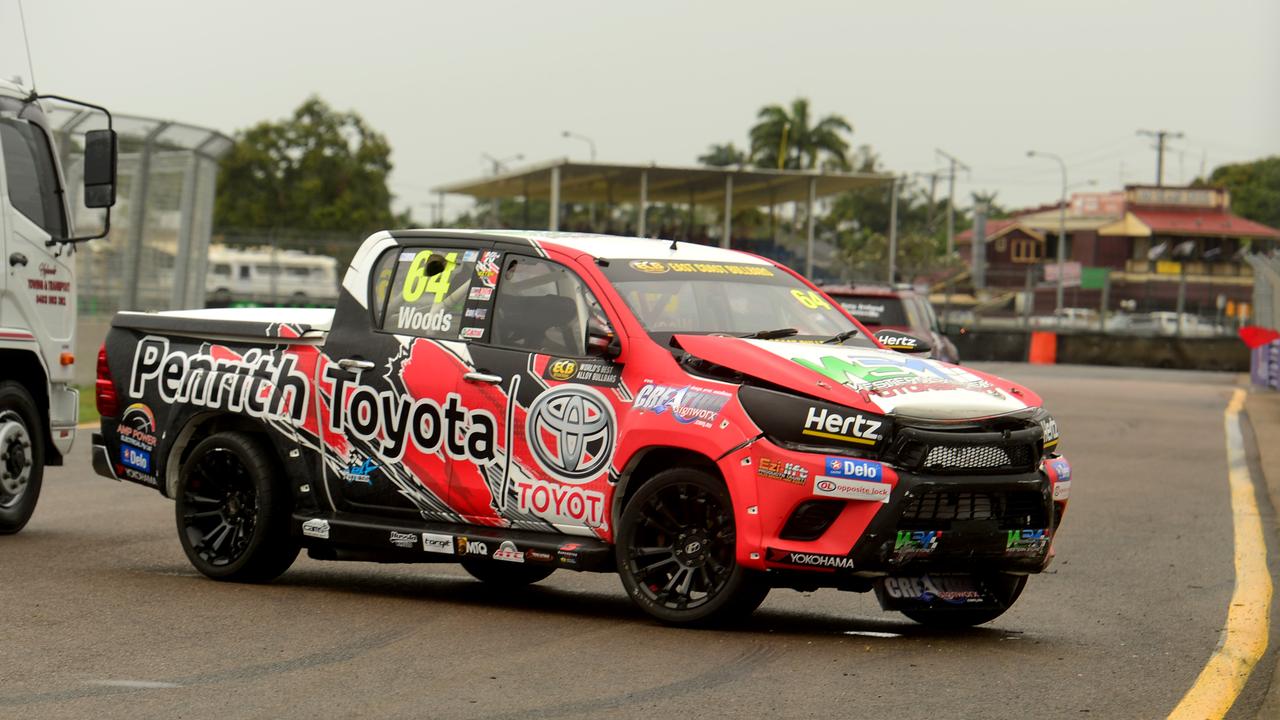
742;438;1068;580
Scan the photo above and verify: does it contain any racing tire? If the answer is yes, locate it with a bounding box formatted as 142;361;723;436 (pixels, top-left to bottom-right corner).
0;382;43;535
616;468;769;626
175;431;299;583
459;557;555;587
898;574;1028;628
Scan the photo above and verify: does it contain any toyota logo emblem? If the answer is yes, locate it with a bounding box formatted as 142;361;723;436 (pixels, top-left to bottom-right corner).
526;385;615;484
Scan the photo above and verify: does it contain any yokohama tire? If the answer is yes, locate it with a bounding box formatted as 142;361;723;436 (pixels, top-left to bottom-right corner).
616;468;769;626
0;381;43;534
175;431;299;582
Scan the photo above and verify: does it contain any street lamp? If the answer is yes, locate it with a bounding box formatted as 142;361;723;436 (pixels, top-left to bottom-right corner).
1027;150;1068;323
480;152;523;227
562;130;598;230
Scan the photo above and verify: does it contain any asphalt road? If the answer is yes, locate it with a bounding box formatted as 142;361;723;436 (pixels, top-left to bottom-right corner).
1;364;1271;719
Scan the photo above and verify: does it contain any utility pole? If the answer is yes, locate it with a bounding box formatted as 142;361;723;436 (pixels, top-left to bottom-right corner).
887;175;900;285
936;149;970;255
1137;129;1183;186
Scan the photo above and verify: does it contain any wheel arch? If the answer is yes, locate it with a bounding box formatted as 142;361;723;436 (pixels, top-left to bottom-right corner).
611;445;725;531
0;349;59;466
162;410;287;499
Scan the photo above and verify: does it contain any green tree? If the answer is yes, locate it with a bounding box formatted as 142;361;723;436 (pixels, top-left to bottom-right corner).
697;142;748;168
214;96;401;234
1199;156;1280;231
749;98;853;170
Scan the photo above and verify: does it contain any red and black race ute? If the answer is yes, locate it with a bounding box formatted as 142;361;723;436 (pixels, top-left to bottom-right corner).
92;230;1071;626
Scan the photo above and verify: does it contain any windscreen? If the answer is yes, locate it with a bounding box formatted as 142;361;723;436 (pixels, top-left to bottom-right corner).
835;296;908;328
600;259;870;344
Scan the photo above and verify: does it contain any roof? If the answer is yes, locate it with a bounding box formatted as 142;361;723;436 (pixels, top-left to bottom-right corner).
955;219;1045;244
1125;208;1280;240
392;229;774;264
433;159;892;207
819;284;914;298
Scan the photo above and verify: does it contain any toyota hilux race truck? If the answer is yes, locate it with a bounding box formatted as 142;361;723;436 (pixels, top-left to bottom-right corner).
93;230;1071;626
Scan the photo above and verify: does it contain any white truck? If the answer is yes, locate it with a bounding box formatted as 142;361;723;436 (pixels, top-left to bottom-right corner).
0;78;117;532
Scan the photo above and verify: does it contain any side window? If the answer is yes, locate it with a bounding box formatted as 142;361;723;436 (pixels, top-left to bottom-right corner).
490;256;610;357
381;247;477;340
0;118;67;237
369;248;398;326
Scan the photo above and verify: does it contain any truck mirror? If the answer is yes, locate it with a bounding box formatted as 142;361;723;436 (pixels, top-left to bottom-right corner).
874;329;932;355
83;128;117;209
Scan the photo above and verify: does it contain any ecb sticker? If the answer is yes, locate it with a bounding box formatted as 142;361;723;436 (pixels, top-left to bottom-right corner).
302;519;330;540
493;540;525;563
422;532;454;554
812;476;891;503
389;531;417;548
633;383;731;428
526;385;616;484
542;357;621;387
629;260;668;274
824;457;883;481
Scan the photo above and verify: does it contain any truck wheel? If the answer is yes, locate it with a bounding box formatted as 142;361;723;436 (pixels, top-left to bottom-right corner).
459;557;555;587
898;574;1027;628
175;431;298;582
0;382;43;535
616;468;769;626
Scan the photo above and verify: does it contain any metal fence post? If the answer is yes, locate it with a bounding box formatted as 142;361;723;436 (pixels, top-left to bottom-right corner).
121;123;169;311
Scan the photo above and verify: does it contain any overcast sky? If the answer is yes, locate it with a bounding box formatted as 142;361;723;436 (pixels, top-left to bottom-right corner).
5;0;1277;222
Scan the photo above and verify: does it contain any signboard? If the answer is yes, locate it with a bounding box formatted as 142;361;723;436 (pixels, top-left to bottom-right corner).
1127;186;1226;209
1043;261;1082;287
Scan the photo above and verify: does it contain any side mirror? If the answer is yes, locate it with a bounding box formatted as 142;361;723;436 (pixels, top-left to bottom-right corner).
586;319;621;360
874;329;931;355
82;129;117;209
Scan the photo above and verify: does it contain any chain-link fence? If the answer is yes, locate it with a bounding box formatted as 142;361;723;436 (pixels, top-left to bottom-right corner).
1247;253;1280;388
46;105;232;315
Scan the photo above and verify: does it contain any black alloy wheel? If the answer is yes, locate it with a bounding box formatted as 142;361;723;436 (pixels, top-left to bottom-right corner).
176;432;298;582
616;468;769;626
898;573;1028;628
0;382;43;534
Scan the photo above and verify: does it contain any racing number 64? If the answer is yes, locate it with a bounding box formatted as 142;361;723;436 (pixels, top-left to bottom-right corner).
403;251;458;303
791;289;831;310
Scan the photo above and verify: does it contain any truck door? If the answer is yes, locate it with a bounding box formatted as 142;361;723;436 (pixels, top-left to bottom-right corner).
455;251;623;535
318;240;492;524
0;116;74;376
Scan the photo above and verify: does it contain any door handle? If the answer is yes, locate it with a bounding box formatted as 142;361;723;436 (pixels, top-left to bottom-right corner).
9;253;27;267
337;358;375;370
463;371;503;385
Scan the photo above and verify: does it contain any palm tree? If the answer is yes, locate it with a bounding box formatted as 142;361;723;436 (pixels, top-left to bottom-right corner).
749;98;853;171
697;142;748;168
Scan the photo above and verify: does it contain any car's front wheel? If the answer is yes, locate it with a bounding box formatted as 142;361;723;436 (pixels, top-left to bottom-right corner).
898;573;1027;627
175;431;298;582
616;468;769;626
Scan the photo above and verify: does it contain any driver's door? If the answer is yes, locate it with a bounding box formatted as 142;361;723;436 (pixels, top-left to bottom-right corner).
451;251;624;535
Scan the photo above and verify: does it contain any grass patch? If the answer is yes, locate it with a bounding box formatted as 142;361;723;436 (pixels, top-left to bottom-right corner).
77;385;99;426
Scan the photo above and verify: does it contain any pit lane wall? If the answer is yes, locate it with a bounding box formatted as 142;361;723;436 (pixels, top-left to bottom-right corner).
952;329;1250;371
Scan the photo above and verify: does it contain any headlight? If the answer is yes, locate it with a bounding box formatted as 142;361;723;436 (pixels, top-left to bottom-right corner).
738;385;892;457
1032;408;1060;454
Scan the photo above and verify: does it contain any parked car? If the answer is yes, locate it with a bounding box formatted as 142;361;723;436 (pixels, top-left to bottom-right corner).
820;285;961;364
94;230;1069;627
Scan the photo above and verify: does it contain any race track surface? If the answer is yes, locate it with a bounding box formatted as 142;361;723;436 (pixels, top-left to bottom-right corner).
1;364;1269;719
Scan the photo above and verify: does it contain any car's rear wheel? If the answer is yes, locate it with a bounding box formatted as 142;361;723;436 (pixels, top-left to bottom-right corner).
0;382;43;534
616;468;769;626
175;431;298;582
459;557;555;587
898;574;1027;627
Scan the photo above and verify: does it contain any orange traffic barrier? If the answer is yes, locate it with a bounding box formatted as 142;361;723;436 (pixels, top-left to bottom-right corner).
1028;331;1057;365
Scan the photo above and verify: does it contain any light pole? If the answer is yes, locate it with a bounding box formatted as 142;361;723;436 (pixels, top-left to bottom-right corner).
1027;150;1068;323
562;131;598;230
481;152;523;227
